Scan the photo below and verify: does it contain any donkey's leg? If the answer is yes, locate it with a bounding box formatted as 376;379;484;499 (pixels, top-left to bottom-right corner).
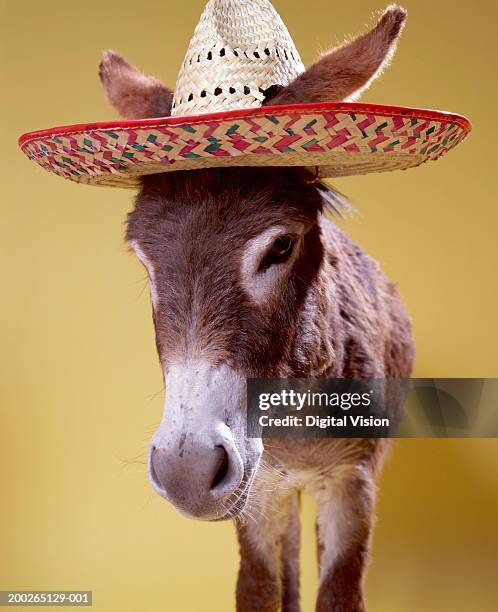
236;520;281;612
281;494;301;612
313;466;375;612
235;492;297;612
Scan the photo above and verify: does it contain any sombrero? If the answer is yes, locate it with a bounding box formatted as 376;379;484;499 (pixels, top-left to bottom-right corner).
18;0;471;189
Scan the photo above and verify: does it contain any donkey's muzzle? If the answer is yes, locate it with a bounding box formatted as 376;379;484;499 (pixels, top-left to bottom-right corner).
148;362;262;520
150;438;244;519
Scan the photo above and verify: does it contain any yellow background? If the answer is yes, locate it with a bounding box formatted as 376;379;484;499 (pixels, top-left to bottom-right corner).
1;0;498;610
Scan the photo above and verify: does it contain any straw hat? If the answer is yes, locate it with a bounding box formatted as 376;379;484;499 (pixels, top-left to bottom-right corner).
19;0;470;188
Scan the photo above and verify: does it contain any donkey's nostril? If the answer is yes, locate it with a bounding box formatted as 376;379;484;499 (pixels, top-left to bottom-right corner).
210;446;229;491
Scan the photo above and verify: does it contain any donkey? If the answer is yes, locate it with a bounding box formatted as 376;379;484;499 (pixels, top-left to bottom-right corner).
100;6;413;611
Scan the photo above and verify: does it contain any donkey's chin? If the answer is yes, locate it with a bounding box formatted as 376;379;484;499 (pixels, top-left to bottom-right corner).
153;482;252;523
210;477;254;522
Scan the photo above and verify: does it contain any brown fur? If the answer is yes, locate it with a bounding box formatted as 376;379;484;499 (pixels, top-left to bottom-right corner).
100;5;413;610
126;166;413;612
99;50;173;119
127;167;328;374
281;497;301;612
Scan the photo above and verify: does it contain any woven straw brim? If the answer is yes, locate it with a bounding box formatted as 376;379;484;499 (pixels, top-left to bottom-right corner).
18;102;471;188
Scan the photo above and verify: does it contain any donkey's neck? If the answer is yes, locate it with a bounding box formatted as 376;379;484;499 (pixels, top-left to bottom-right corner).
288;216;339;378
290;214;392;380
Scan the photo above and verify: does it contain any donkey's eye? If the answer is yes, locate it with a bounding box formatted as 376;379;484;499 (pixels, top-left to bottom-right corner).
271;235;294;257
259;235;296;271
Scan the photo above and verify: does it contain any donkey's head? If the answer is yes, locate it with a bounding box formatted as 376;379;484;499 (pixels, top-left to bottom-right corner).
100;5;406;520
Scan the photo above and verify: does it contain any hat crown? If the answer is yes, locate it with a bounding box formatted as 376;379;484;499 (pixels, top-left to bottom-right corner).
171;0;305;117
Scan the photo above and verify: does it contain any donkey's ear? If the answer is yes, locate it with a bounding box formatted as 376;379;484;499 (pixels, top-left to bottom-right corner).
264;5;407;106
99;50;173;119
